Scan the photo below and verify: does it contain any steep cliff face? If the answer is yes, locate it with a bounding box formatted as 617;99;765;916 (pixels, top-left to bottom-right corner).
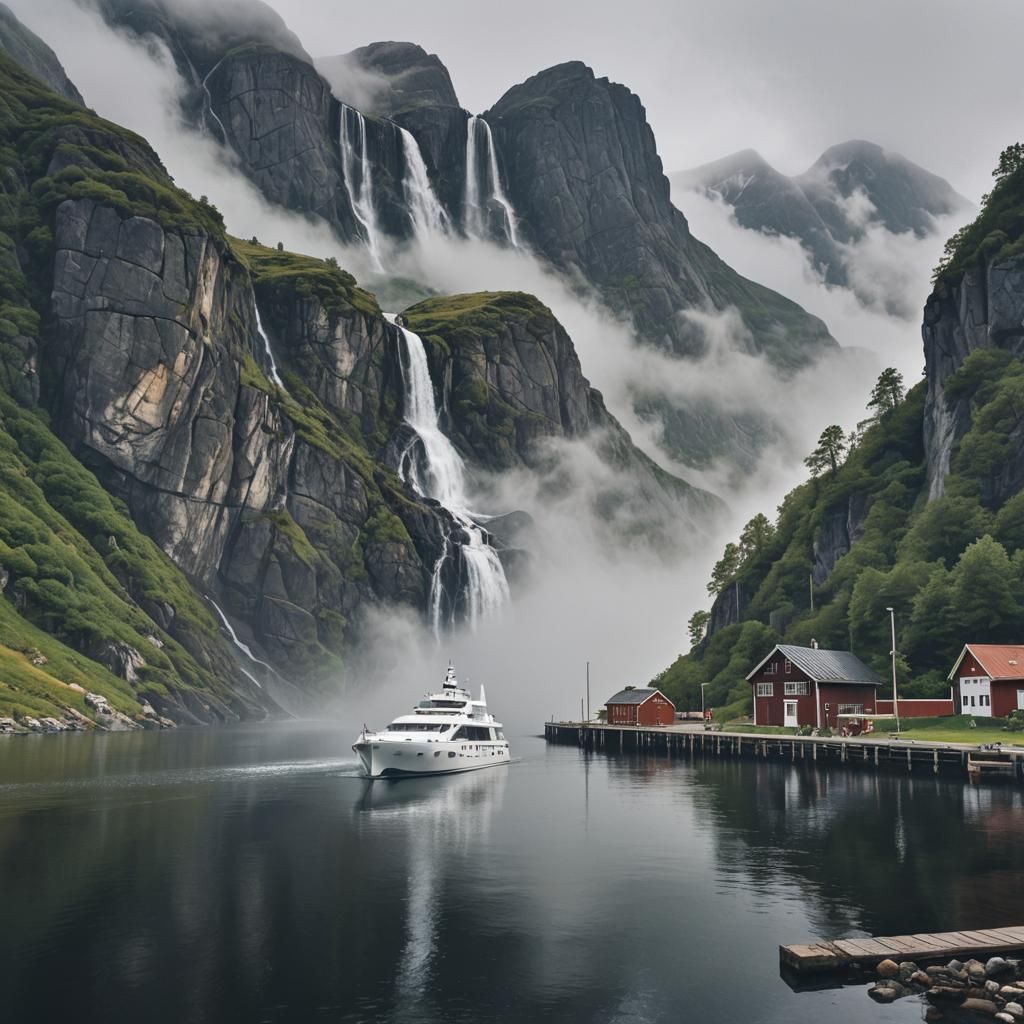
0;53;460;724
402;291;724;545
923;258;1024;501
0;1;82;102
46;197;455;684
203;45;358;237
486;62;835;367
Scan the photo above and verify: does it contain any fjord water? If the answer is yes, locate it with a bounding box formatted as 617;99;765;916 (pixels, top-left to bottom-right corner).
3;726;1023;1024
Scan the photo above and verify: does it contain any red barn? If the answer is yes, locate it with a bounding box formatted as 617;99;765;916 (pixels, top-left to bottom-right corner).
948;644;1024;719
746;644;881;729
605;687;675;726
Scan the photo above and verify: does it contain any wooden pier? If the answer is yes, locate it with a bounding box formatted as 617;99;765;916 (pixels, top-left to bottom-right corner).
781;926;1024;973
543;721;1024;782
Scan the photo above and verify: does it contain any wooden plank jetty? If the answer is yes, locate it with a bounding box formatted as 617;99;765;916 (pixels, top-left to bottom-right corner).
781;926;1024;972
543;721;1024;782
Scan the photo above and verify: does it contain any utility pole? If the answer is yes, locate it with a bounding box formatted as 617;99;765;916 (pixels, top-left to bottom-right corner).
586;661;590;723
886;606;901;733
580;697;584;724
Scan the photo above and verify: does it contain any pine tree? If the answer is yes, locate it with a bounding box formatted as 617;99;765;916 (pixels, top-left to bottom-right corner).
687;610;711;649
867;367;905;417
707;543;741;596
739;513;775;561
804;425;847;478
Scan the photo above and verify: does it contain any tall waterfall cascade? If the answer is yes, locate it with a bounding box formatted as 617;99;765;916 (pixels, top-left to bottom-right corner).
340;105;385;271
385;315;511;633
399;127;449;239
463;115;520;246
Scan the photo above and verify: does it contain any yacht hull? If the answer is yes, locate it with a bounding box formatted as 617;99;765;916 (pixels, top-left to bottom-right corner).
353;738;511;779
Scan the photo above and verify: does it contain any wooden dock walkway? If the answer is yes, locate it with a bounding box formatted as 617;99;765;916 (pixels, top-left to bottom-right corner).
781;926;1024;972
543;721;1024;782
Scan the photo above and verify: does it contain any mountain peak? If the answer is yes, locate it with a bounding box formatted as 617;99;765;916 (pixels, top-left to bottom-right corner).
326;40;461;116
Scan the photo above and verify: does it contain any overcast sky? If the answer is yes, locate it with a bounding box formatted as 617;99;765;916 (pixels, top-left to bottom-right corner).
263;0;1023;201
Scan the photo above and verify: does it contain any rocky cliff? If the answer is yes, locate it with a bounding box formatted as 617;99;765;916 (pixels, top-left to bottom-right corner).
485;62;835;367
0;51;455;724
0;1;82;102
402;291;723;544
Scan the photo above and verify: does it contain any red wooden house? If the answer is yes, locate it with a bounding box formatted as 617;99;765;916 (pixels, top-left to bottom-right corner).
948;644;1024;719
746;644;881;729
605;687;675;726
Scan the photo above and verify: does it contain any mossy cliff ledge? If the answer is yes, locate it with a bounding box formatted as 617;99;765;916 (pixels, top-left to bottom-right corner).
402;292;724;542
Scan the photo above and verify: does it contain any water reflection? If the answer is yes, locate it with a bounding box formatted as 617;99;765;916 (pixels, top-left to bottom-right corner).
357;770;508;1018
0;727;1021;1024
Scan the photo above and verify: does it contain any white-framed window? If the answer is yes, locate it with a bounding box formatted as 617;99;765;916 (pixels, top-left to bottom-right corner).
962;694;969;707
980;694;990;707
784;681;808;695
784;658;792;675
756;682;773;697
838;703;864;715
765;662;778;675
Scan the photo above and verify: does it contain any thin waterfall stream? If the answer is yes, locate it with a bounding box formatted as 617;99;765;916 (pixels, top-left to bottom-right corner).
463;115;519;246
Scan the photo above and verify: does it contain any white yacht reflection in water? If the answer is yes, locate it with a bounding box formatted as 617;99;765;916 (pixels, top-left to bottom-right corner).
358;765;509;1011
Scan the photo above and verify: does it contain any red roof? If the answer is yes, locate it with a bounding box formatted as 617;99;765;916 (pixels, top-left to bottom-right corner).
952;644;1024;680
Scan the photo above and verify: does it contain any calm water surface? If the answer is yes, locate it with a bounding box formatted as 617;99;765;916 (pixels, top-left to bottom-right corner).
2;723;1023;1023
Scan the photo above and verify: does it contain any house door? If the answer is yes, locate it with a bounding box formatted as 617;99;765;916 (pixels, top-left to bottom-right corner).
1018;689;1024;711
784;701;798;728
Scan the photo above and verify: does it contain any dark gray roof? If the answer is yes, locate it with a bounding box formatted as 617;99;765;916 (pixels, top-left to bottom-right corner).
606;687;662;705
747;645;882;685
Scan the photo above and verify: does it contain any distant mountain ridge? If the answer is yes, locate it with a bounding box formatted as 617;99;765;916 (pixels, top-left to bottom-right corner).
674;141;972;290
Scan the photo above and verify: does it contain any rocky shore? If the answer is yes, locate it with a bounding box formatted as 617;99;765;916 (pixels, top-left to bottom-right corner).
869;954;1024;1020
0;691;174;735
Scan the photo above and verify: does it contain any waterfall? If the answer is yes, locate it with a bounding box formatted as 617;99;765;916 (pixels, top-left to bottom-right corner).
200;58;229;144
463;115;519;247
463;116;483;239
399;127;449;239
386;315;510;633
253;301;285;389
479;118;520;248
340;105;385;271
208;598;272;688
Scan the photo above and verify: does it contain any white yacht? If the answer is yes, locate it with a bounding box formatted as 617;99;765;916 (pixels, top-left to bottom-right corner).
353;665;511;778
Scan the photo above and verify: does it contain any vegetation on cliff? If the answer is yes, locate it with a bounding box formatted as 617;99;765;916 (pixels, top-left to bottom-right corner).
657;358;1024;716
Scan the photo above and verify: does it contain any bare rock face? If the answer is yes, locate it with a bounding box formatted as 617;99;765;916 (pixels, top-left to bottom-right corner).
923;257;1024;502
486;62;835;366
812;493;869;586
203;46;359;238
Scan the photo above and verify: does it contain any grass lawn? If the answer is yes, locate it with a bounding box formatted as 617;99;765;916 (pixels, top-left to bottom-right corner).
889;715;1024;747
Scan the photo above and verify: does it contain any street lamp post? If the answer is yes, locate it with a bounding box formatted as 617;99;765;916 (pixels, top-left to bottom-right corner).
886;606;901;733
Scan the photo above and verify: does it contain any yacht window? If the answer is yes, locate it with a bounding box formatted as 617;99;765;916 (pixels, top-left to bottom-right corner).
387;723;446;732
447;751;456;758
